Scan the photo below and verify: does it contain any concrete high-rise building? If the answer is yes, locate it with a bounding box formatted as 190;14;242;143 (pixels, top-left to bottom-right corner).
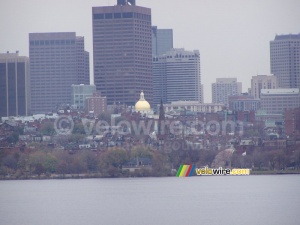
153;48;202;107
29;32;90;114
251;74;278;99
212;78;242;106
270;34;300;88
71;84;96;110
76;37;90;85
92;1;152;106
152;26;173;56
0;52;30;117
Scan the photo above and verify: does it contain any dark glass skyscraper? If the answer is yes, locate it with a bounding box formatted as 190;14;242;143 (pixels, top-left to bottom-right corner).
152;26;173;56
0;52;30;117
29;32;90;114
92;0;152;105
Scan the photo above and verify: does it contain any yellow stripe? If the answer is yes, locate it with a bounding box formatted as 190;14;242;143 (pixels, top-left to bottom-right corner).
179;165;188;177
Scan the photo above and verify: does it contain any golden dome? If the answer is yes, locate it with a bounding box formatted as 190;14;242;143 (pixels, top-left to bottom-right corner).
135;91;151;111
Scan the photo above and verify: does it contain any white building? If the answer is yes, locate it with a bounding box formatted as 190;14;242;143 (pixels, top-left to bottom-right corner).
251;74;278;99
153;48;202;108
260;88;300;114
212;78;242;106
162;101;224;114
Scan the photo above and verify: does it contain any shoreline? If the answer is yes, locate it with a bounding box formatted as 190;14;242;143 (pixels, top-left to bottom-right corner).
1;170;300;180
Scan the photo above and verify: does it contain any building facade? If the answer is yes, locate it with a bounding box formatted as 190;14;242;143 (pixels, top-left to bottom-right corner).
212;78;242;106
251;74;278;99
270;34;300;88
153;48;202;108
229;94;260;112
0;52;30;117
85;92;107;116
71;84;96;110
92;1;152;106
260;89;300;114
162;101;223;114
29;32;90;114
152;26;173;56
284;107;300;138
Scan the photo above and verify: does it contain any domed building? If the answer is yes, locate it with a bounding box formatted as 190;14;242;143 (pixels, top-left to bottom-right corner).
135;91;152;114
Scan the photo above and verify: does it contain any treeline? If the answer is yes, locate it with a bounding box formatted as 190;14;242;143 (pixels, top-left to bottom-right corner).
1;145;300;179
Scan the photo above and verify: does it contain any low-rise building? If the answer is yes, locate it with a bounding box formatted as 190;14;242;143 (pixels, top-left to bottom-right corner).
85;92;107;116
260;89;300;114
161;101;224;114
229;94;260;111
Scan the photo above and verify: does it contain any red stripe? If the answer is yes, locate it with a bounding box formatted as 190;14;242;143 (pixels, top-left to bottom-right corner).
185;165;192;177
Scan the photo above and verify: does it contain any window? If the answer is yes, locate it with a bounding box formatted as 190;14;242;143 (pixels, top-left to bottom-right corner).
123;12;133;18
94;14;104;19
114;13;121;18
105;13;113;19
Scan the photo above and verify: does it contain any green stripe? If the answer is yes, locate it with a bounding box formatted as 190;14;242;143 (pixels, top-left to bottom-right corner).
176;165;184;177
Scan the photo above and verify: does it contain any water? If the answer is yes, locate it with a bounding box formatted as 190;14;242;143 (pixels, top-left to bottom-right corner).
0;175;299;225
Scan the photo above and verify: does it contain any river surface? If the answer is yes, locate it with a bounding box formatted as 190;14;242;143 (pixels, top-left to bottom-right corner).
0;175;299;225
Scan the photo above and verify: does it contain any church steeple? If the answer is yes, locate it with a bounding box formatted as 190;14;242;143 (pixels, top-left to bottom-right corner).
159;99;165;120
158;99;166;136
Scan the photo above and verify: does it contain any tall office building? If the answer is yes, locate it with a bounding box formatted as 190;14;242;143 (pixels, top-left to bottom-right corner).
0;52;30;117
251;74;278;99
152;26;173;56
76;37;90;85
153;48;202;107
29;32;90;114
212;78;242;106
270;34;300;88
92;0;152;106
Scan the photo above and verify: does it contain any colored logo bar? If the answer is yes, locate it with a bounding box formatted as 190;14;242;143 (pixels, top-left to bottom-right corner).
176;164;196;177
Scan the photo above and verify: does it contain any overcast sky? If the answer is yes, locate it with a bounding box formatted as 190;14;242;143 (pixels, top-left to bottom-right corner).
1;0;299;103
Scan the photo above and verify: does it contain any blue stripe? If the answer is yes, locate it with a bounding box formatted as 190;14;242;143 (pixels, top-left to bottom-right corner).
188;164;196;176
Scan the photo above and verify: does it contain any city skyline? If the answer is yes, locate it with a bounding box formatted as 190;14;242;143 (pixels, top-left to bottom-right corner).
0;0;300;102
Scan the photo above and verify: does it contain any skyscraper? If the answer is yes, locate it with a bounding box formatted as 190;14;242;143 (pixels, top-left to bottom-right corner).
0;52;30;117
153;48;202;107
92;0;152;106
270;34;300;88
212;78;242;106
29;32;90;114
152;26;173;56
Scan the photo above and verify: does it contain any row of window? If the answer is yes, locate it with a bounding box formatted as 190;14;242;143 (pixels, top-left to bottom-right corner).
93;12;151;21
30;40;76;46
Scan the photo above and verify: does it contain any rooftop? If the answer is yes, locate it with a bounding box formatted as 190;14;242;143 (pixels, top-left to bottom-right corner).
260;89;300;95
274;34;300;41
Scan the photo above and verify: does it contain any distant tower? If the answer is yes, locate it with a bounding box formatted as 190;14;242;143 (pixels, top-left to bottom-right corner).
153;48;202;107
0;52;30;117
29;32;90;114
270;34;300;88
152;26;173;56
92;0;152;105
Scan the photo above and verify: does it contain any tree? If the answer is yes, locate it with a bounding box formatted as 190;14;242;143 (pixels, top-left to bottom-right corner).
40;123;55;135
99;148;129;177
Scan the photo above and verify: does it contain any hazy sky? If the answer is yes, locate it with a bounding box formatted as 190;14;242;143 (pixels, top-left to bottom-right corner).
1;0;299;102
